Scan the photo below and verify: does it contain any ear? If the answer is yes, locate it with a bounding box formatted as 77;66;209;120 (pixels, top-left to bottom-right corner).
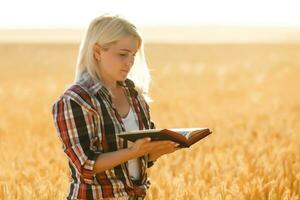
93;43;101;60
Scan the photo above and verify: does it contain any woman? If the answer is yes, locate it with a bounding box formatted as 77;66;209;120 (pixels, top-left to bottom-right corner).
52;14;180;200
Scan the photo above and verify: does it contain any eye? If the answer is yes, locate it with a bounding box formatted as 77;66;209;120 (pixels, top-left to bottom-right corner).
119;52;136;58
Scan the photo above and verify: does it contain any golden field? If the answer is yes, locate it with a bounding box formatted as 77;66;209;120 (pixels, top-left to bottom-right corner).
0;42;299;200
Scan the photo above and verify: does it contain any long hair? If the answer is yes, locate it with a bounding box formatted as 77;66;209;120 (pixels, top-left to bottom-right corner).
75;14;151;101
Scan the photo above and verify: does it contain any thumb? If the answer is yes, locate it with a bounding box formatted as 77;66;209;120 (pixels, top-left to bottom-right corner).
136;137;151;145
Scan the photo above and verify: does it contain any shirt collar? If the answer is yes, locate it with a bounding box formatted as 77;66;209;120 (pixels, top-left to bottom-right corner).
76;71;138;97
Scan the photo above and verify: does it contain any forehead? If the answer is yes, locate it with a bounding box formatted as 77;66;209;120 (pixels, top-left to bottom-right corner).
111;35;139;52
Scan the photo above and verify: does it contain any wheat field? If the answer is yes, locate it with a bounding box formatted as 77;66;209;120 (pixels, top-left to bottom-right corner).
0;43;299;200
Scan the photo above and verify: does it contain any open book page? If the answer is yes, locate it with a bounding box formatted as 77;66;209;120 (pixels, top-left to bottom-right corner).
169;128;207;138
123;129;164;134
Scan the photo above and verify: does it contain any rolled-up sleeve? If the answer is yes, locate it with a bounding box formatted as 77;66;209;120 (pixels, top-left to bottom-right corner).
52;96;102;184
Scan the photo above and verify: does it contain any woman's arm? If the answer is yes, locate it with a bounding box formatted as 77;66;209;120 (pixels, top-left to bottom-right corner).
92;146;137;174
53;97;102;184
92;138;179;174
53;95;179;181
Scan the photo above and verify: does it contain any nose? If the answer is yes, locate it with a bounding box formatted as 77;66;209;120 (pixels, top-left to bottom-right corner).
126;55;135;67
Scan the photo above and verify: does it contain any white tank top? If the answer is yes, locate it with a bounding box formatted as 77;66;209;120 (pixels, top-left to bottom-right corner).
121;107;140;180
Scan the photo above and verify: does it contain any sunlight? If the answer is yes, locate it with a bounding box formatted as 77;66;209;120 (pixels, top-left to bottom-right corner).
0;0;299;28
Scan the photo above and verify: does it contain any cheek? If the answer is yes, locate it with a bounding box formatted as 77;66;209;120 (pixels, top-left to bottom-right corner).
102;55;118;67
107;54;123;64
101;55;122;72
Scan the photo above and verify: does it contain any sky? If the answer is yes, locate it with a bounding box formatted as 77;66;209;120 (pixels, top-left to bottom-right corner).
0;0;300;29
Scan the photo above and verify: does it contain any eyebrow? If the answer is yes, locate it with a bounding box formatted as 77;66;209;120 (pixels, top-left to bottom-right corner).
119;48;137;53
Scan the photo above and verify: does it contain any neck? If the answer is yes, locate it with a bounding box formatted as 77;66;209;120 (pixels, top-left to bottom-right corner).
97;68;119;92
102;77;120;93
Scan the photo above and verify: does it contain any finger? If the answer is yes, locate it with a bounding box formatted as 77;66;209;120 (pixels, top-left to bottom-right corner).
148;143;174;150
149;140;172;144
144;141;179;153
174;147;183;151
135;137;151;145
150;141;178;147
152;144;177;153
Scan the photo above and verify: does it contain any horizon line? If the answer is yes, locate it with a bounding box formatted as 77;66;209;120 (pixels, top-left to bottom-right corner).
1;26;300;44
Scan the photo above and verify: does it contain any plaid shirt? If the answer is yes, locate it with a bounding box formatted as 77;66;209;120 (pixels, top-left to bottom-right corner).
52;71;156;200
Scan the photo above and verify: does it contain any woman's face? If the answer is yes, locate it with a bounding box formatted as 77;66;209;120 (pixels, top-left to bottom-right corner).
96;35;139;83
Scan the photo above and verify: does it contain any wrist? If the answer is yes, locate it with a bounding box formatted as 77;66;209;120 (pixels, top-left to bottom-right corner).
128;146;140;159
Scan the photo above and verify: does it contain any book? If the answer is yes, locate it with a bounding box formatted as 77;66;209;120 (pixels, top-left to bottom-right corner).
117;128;212;148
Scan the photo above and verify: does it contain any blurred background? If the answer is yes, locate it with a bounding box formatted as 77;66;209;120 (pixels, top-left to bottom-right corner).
0;0;299;199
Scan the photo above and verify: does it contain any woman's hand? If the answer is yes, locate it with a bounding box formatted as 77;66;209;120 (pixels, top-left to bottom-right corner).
129;137;181;160
148;145;181;161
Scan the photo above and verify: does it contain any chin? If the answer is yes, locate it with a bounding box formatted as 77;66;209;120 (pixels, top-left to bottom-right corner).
118;74;128;81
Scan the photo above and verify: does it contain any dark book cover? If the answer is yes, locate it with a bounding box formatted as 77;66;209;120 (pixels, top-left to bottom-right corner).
117;128;212;148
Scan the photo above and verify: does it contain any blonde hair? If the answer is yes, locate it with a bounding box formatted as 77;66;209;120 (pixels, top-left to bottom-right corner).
75;14;151;101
